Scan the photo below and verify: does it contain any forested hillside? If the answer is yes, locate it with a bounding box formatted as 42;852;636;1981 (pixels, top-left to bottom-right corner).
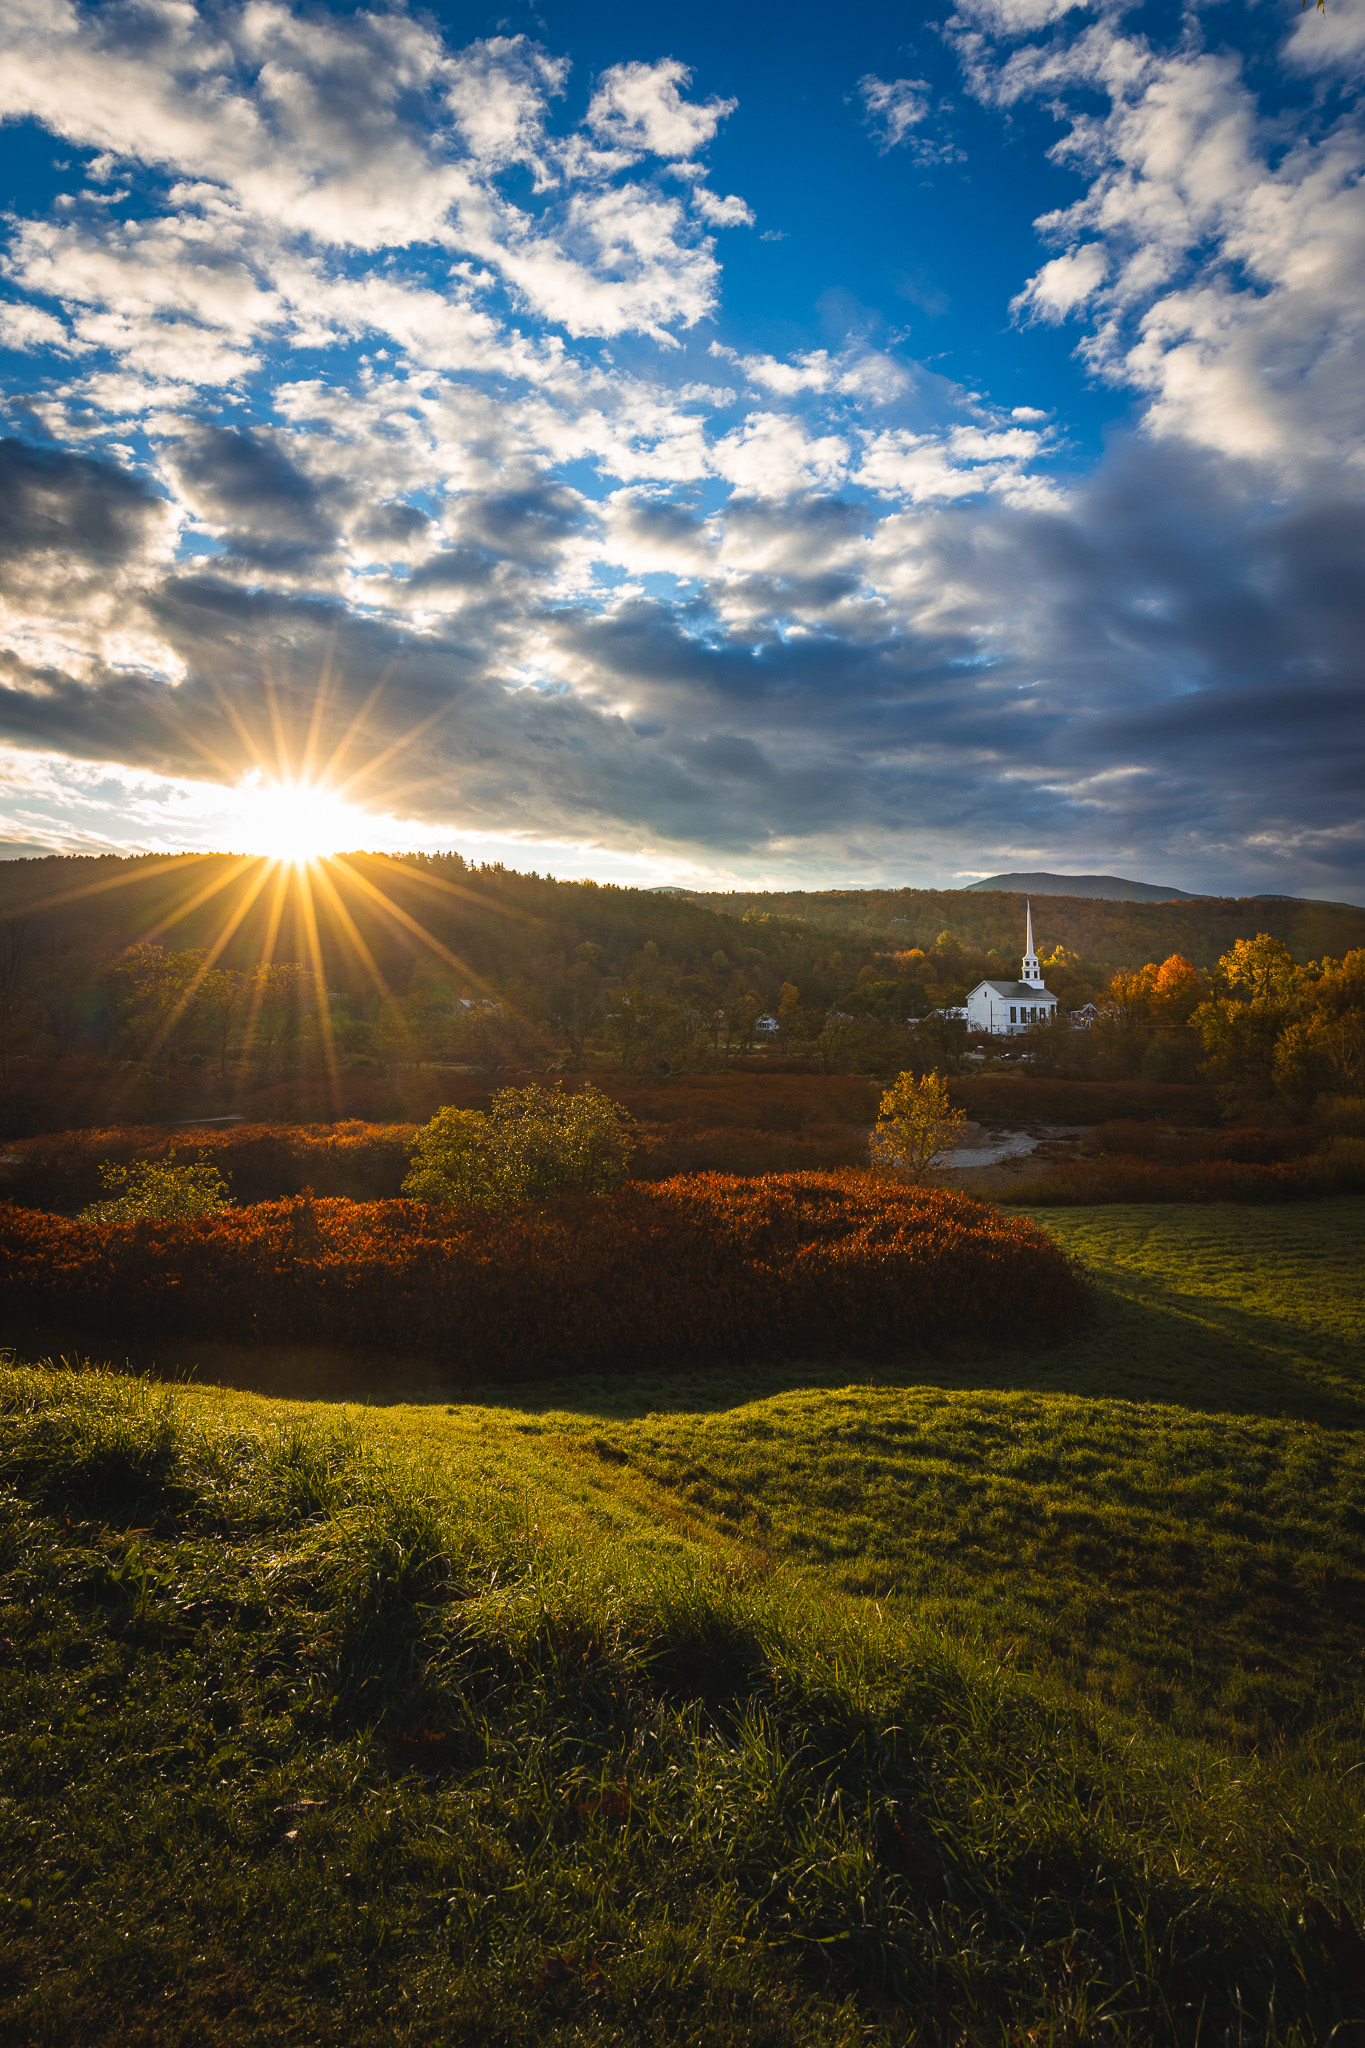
679;884;1365;968
0;852;1360;1138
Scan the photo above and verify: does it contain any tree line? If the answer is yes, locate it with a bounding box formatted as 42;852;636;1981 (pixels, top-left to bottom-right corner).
0;855;1359;1123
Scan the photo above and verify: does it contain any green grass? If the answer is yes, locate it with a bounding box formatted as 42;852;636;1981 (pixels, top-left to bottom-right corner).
490;1203;1365;1747
1;1199;1364;2041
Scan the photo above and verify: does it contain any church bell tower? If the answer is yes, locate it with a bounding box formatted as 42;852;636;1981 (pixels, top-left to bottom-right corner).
1021;902;1044;988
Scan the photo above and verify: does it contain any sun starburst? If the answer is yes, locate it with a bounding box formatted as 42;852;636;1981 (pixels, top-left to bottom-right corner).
214;771;373;865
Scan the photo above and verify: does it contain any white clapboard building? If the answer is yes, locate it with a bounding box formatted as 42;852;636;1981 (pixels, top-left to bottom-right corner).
964;905;1058;1036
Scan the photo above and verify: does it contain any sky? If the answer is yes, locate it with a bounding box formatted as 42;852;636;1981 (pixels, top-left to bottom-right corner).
0;0;1361;898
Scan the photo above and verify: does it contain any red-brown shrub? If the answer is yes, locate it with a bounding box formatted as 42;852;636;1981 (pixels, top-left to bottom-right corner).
949;1078;1218;1126
0;1077;881;1213
601;1074;879;1130
1081;1122;1319;1165
0;1172;1088;1378
0;1121;418;1211
1012;1158;1313;1204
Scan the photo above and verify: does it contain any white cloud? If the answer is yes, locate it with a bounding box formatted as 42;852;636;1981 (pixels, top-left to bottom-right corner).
1011;243;1107;322
691;188;755;229
964;13;1365;474
857;431;993;501
0;300;77;352
1285;5;1365;79
586;59;736;159
712;413;849;496
949;425;1044;458
444;35;568;179
724;344;910;404
952;0;1087;33
858;75;933;151
0;7;731;352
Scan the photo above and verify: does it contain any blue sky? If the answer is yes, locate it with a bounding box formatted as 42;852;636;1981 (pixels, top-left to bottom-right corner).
0;0;1361;897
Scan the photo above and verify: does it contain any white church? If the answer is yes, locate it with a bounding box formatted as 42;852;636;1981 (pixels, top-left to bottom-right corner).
963;905;1059;1036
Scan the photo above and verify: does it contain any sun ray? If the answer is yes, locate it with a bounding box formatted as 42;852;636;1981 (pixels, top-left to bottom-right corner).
299;630;339;793
313;667;393;795
362;848;539;928
262;652;292;790
306;858;415;1054
136;856;277;1068
236;856;294;1065
328;696;458;808
292;858;341;1117
137;853;263;950
13;851;209;921
328;853;497;994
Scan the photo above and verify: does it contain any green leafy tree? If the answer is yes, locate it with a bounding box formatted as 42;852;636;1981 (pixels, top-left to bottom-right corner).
111;943;206;1065
80;1152;230;1222
870;1069;968;1182
0;917;32;1075
1192;996;1287;1113
403;1082;634;1209
197;967;246;1083
604;988;697;1076
910;1010;969;1075
245;962;318;1074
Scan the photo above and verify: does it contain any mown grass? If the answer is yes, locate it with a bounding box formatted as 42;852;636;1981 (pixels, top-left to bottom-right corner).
457;1202;1365;1751
2;1200;1364;2041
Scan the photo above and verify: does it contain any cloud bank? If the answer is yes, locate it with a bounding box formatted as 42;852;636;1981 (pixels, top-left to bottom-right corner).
0;0;1360;897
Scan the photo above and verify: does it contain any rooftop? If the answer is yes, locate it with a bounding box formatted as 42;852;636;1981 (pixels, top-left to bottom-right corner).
969;979;1056;1000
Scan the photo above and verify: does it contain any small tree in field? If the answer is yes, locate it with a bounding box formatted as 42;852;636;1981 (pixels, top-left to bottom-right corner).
403;1082;634;1209
81;1153;230;1222
869;1069;968;1183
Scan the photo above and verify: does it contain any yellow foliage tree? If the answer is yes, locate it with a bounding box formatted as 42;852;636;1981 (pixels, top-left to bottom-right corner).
869;1068;967;1183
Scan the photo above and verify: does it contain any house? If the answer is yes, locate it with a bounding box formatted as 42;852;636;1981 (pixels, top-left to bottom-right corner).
963;905;1058;1036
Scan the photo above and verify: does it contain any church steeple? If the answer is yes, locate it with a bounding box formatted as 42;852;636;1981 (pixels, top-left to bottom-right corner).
1021;902;1043;987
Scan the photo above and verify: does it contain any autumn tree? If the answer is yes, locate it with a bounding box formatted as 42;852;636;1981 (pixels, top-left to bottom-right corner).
869;1068;967;1182
1148;955;1206;1025
1193;934;1305;1113
403;1082;634;1208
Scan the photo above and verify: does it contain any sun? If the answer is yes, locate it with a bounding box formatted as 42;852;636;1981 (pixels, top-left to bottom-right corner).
217;771;369;863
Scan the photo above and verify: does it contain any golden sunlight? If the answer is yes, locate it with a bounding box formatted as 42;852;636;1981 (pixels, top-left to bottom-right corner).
215;772;372;863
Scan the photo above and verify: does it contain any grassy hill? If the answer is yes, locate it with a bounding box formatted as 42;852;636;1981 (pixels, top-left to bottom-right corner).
2;1198;1364;2041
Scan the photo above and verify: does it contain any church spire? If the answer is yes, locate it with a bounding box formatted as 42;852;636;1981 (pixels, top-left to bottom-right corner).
1022;901;1042;987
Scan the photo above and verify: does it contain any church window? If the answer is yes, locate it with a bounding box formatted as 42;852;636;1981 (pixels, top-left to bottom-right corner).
1009;1006;1016;1023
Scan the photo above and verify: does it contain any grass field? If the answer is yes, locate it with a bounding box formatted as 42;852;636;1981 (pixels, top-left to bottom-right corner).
1;1198;1363;2042
513;1204;1365;1749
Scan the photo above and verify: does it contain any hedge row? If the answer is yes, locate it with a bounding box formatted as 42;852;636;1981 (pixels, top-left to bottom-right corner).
1013;1142;1365;1205
0;1172;1089;1377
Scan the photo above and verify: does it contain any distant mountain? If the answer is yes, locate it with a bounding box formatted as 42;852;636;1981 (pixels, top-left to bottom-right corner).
962;872;1195;902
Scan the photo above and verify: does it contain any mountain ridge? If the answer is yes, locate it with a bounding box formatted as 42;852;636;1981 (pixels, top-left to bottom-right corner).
962;871;1194;902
